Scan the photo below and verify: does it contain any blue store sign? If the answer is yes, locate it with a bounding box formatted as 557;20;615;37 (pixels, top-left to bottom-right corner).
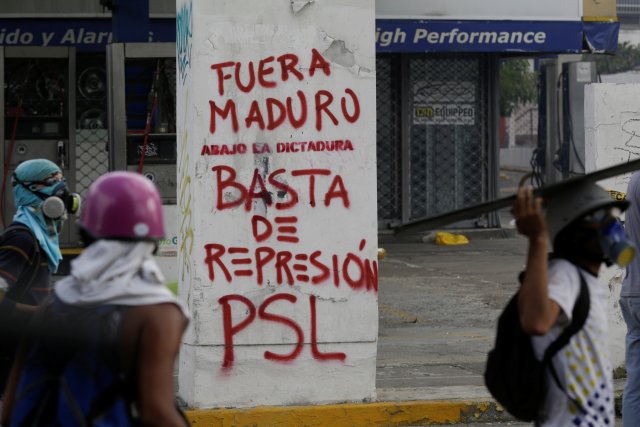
376;20;618;53
0;19;175;51
0;18;619;54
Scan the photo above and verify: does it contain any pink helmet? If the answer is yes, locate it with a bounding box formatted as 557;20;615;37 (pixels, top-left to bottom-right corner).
79;171;164;240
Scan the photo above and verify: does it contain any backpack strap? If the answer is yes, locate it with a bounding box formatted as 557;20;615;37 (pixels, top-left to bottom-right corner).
541;270;590;411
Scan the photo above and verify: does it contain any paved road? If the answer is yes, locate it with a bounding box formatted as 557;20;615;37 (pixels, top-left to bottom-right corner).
376;237;527;393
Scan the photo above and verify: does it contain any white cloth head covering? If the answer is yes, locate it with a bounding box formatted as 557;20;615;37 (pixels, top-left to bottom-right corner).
55;240;189;319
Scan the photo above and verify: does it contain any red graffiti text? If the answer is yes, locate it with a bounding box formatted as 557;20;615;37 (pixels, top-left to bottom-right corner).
200;143;272;156
276;139;354;153
208;50;361;134
218;294;346;369
211;166;351;211
204;238;378;291
210;49;330;96
209;88;360;134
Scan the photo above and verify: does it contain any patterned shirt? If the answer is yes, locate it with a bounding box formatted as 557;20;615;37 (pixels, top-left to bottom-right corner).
532;258;614;427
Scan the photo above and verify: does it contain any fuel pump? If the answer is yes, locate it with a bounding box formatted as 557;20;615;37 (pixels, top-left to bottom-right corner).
0;46;78;246
106;42;177;281
106;43;176;203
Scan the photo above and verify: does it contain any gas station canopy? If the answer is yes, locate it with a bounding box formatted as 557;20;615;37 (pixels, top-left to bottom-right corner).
375;0;619;54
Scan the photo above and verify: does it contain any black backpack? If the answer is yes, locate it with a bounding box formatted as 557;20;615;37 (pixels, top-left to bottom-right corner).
0;223;42;304
0;223;41;392
8;297;139;427
484;269;590;421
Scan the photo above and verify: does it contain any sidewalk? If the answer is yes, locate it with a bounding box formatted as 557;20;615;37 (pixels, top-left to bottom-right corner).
187;228;627;426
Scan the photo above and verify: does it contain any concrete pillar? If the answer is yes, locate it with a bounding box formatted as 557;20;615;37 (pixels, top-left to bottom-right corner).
175;0;378;408
584;83;640;370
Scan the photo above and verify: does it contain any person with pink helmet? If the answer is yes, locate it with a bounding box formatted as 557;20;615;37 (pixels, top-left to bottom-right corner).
2;171;189;427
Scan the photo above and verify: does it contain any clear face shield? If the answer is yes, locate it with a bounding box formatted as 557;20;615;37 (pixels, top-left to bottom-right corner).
583;207;636;267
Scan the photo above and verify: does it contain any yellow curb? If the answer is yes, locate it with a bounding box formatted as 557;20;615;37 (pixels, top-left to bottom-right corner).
61;248;83;255
186;399;505;426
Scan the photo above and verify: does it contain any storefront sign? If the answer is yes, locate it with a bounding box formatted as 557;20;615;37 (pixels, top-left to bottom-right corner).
413;81;475;125
0;19;175;51
414;104;475;125
376;19;618;53
0;17;619;54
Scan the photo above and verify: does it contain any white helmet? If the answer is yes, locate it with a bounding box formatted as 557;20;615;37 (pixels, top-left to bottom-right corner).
546;182;628;245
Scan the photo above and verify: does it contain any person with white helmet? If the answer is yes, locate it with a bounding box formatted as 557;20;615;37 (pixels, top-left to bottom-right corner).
513;182;635;426
620;171;640;426
0;158;80;393
1;171;189;427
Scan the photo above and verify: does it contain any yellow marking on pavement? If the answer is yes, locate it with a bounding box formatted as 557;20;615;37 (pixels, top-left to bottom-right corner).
379;303;418;323
186;399;502;426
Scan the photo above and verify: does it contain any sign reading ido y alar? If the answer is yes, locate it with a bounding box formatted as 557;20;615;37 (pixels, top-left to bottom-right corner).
176;0;378;408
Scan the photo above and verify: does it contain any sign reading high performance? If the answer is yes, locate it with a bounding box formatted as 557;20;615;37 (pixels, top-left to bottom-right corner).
376;20;585;53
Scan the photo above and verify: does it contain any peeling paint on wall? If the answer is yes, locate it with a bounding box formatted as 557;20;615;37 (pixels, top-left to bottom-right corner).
323;40;356;68
291;0;314;15
322;34;374;77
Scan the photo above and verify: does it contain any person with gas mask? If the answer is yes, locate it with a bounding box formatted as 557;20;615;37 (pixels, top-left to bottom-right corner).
0;158;80;393
513;182;635;426
1;171;189;427
619;171;640;426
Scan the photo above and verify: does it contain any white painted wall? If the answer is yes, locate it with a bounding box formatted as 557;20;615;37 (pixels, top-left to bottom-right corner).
375;0;581;21
176;0;378;408
584;83;640;370
619;29;640;46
